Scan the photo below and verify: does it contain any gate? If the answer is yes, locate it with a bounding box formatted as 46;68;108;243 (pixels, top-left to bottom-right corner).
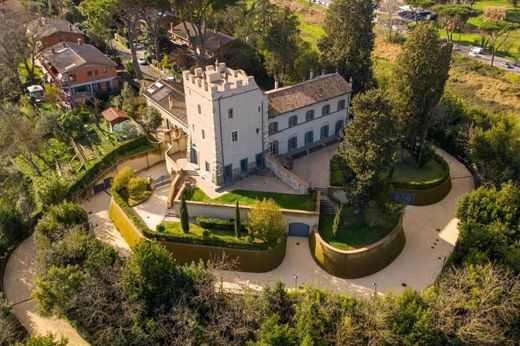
288;223;310;237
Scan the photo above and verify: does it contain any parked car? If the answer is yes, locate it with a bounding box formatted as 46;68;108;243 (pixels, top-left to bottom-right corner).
471;46;484;54
137;57;148;65
469;51;479;57
501;62;514;69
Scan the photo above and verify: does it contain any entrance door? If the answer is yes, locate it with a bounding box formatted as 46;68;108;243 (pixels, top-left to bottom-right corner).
191;147;199;165
255;153;264;168
224;164;233;182
240;158;248;173
288;223;310;237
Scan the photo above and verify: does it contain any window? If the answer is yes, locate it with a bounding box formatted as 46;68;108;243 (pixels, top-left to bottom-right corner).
240;158;248;173
228;108;234;118
258;106;261;112
205;161;210;172
87;70;93;76
231;130;239;142
94;70;98;75
269;122;278;135
335;120;344;136
201;129;205;139
288;136;297;152
337;99;346;111
269;141;279;155
256;128;260;134
322;104;331;116
197;104;201;114
288;115;298;128
305;110;314;122
320;125;329;139
304;131;314;145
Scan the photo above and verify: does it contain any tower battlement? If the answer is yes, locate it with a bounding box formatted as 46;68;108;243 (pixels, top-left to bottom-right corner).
182;63;258;98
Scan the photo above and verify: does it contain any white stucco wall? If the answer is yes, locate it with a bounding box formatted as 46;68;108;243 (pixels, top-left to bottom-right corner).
266;94;351;155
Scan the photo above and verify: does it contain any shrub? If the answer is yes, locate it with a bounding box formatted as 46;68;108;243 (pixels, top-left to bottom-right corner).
34;176;68;208
35;201;89;241
202;230;210;238
127;176;148;200
156;224;165;232
196;217;235;231
112;167;135;193
246;199;286;243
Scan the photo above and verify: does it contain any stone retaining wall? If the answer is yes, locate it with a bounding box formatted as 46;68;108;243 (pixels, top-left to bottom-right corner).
391;177;452;206
309;218;405;279
265;153;309;194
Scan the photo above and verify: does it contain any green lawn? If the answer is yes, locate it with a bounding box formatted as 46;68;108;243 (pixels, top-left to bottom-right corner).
155;221;272;250
329;154;344;187
318;206;398;250
392;150;448;188
184;187;317;211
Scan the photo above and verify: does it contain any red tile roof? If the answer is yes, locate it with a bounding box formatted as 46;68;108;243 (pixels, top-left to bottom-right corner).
101;107;128;124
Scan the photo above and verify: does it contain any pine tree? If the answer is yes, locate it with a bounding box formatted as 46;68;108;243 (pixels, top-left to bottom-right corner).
319;0;375;94
180;193;189;233
390;23;452;164
234;201;241;238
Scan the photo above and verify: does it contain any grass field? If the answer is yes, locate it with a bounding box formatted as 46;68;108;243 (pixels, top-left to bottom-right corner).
184;187;317;211
392;151;447;186
319;206;398;250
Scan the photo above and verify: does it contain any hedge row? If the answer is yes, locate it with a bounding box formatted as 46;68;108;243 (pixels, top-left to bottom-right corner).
67;136;154;199
112;190;150;236
196;216;246;232
391;152;450;190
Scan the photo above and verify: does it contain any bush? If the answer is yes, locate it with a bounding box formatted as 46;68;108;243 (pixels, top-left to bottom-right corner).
112;167;135;193
246;199;286;243
127;176;149;200
156;224;165;232
35;201;88;238
0;292;27;344
196;217;235;231
202;230;210;238
34;176;68;208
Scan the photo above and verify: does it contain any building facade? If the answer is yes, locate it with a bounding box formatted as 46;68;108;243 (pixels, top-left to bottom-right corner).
38;41;119;105
183;63;267;185
144;79;188;132
28;17;85;49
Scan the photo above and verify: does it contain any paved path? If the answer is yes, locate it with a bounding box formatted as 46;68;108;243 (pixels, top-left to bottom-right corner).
218;149;474;295
2;237;89;345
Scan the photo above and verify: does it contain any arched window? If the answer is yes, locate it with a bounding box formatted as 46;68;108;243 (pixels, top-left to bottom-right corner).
305;109;314;122
288;115;298;128
322;104;331;116
268;122;278;135
337;99;346;111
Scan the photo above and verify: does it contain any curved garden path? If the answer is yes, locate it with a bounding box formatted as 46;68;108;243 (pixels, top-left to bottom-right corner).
218;148;474;295
1;149;473;343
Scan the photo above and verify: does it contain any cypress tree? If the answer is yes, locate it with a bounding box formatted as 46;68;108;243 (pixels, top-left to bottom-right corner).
180;193;189;233
234;200;240;238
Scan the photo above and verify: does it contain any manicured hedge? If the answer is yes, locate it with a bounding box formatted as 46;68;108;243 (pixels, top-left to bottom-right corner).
391;152;450;190
196;216;246;232
67;136;154;199
112;191;149;235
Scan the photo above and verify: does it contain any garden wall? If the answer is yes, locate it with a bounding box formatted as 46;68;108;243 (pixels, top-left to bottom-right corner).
173;199;320;230
108;198;146;248
309;218;405;279
265;153;309;194
160;237;287;272
391;177;452;206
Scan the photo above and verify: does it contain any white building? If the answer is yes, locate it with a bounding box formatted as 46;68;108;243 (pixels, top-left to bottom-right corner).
265;74;351;157
183;63;267;185
148;63;352;187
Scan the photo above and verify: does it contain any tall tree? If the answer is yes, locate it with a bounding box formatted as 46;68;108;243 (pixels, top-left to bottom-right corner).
390;23;452;164
261;7;300;85
340;89;399;211
141;0;170;62
480;20;519;67
180;192;189;233
173;0;237;65
319;0;375;94
433;5;479;42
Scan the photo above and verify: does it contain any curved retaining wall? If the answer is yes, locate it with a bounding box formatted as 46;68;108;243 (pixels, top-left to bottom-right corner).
391;177;452;206
309;218;405;279
109;198;286;272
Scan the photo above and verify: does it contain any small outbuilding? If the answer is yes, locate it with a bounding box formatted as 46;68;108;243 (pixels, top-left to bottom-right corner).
101;107;129;131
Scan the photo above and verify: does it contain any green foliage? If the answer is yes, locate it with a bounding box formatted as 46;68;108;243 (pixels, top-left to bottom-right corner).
127;176;149;202
248;314;297;346
21;334;68;346
341;89;398;210
196;216;237;232
141;107;162;132
180;193;190;233
390;22;452;162
260;281;294;324
35;201;88;240
332;207;342;239
454;183;520;272
59;112;86;140
33;175;68;208
320;0;375;93
234;201;240;238
433;5;480;42
112;167;135;193
0;200;30;255
0;292;27;345
246;199;286;243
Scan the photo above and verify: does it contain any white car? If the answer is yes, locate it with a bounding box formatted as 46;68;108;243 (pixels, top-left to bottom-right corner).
468;51;478;57
137;57;148;65
471;46;484;54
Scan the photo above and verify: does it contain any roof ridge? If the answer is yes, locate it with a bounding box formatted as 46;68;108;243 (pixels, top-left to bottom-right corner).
265;73;343;94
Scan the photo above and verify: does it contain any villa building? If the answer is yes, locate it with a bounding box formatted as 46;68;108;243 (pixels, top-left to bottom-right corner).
28;17;84;49
38;40;119;106
148;63;351;186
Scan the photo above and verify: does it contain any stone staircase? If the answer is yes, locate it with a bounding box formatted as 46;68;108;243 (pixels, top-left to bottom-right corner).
315;187;340;215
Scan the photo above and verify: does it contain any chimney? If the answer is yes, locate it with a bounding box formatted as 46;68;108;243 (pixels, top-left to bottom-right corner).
77;38;83;45
309;69;314;80
168;94;174;109
274;78;279;90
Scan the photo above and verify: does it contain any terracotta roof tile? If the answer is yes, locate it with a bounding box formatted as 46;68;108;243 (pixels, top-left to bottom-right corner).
101;107;128;124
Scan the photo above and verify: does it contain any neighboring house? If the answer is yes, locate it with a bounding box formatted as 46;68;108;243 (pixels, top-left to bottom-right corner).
265;74;352;157
27;17;84;49
38;40;119;106
143;79;188;132
170;22;234;59
152;63;351;186
101;107;128;131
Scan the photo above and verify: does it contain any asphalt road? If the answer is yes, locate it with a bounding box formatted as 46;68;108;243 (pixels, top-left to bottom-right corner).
453;44;520;74
111;41;162;81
